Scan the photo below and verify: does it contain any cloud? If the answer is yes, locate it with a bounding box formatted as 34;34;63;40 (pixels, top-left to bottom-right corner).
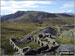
1;6;18;14
1;1;53;10
1;1;10;6
10;1;39;8
1;1;53;15
1;1;53;8
61;3;74;8
1;1;6;5
66;10;72;12
10;1;53;8
63;10;73;13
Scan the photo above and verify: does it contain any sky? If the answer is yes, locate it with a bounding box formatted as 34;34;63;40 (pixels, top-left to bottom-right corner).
1;0;74;15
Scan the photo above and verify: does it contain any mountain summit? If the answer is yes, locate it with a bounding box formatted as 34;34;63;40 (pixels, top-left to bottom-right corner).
1;11;74;22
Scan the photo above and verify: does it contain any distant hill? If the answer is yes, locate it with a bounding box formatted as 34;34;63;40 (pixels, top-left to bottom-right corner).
1;11;74;23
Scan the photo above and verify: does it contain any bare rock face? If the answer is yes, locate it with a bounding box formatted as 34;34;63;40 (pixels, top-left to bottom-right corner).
56;44;75;53
43;27;57;37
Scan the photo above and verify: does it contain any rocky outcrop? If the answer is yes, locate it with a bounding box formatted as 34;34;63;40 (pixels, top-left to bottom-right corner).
56;44;75;55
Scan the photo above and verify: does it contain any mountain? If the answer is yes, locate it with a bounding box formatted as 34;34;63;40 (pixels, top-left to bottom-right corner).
1;11;74;23
63;12;75;16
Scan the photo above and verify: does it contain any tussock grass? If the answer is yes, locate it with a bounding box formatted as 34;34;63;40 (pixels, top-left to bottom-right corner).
55;37;74;44
16;42;40;49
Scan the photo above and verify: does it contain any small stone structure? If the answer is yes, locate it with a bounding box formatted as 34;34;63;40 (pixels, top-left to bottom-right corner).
60;25;75;31
9;38;31;56
59;28;74;38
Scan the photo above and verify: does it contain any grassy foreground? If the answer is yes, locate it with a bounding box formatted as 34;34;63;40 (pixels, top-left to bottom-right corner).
1;22;43;55
1;18;74;55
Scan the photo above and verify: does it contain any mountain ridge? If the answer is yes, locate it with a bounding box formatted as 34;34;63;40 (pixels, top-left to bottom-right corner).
1;11;74;22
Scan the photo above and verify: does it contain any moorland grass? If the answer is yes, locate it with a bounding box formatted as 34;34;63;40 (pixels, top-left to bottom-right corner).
16;42;40;49
55;37;74;44
1;22;44;54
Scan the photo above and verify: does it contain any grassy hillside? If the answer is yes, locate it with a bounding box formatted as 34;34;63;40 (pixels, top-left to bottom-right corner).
1;22;44;55
55;29;75;45
1;17;74;55
43;17;74;26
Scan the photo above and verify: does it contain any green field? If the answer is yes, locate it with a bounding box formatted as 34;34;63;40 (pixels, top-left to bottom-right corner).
16;42;40;48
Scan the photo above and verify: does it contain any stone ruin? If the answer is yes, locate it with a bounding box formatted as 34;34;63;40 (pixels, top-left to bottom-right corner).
9;27;60;56
9;26;75;55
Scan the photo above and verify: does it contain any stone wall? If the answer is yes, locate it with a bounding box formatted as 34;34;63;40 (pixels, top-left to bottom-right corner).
60;25;74;31
9;39;20;51
9;27;59;55
59;29;74;38
20;27;57;41
9;38;28;56
33;38;47;47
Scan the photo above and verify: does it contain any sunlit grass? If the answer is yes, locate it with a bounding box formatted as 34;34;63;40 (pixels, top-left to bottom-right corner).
16;42;40;49
55;37;74;44
33;34;38;39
